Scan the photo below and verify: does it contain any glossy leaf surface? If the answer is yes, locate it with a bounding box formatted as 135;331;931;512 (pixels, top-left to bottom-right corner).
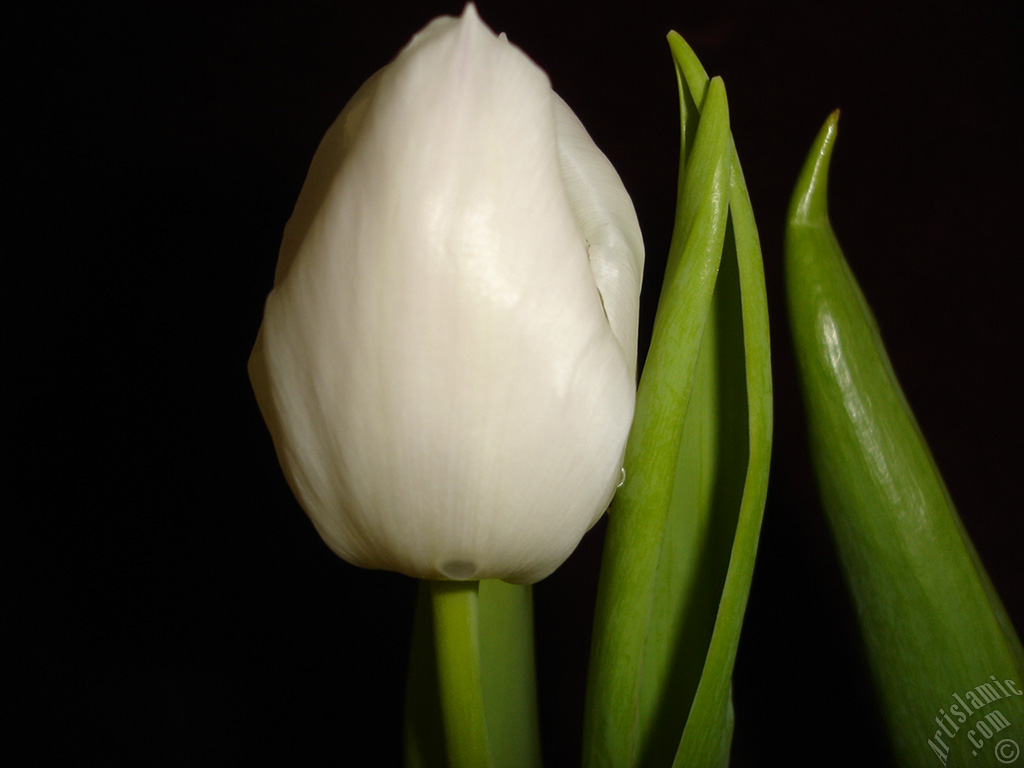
786;112;1024;768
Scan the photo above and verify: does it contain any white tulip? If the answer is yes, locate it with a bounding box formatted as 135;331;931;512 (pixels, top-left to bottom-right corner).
248;4;643;584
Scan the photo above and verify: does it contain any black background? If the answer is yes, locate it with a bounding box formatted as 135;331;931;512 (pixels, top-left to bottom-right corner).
18;0;1022;765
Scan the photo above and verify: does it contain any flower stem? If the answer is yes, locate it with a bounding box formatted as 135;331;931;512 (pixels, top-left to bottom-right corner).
429;579;493;768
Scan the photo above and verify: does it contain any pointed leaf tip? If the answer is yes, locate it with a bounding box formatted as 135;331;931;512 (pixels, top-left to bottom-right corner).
789;111;840;226
667;32;712;109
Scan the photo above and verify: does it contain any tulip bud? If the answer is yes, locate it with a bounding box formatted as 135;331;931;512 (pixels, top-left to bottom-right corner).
248;5;644;584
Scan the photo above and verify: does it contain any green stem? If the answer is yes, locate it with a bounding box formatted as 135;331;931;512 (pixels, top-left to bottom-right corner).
429;579;493;768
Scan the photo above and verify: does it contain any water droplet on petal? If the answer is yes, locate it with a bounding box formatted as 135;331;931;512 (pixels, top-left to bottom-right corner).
617;467;626;488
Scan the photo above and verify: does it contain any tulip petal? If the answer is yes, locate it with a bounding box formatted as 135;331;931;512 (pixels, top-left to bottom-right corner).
249;5;640;584
553;96;645;378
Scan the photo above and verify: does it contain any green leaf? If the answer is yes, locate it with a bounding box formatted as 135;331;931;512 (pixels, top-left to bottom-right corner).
652;215;746;768
583;31;772;768
786;112;1024;768
667;32;773;768
583;73;731;768
671;137;771;768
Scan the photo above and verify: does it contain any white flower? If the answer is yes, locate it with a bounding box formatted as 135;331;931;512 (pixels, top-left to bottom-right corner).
248;4;643;584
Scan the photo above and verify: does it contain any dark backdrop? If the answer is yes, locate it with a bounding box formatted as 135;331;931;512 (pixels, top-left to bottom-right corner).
18;0;1022;765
